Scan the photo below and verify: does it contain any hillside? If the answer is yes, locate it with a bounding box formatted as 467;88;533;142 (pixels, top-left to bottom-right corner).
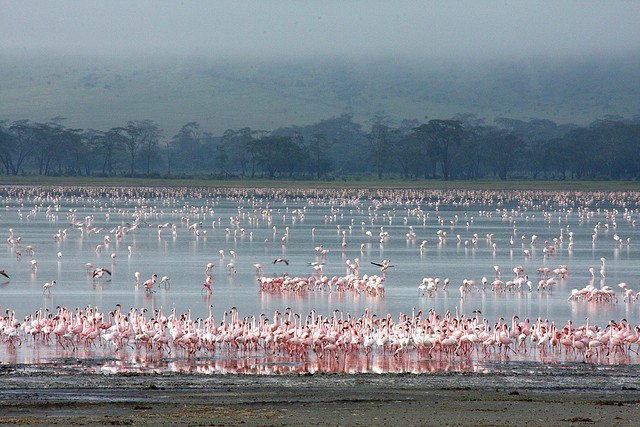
1;53;638;135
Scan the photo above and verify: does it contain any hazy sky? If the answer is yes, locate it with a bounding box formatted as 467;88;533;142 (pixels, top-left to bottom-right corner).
2;0;640;61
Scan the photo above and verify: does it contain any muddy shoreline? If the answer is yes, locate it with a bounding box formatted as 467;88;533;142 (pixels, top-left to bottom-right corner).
1;363;640;426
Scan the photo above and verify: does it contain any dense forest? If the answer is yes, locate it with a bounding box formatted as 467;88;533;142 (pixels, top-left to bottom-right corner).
1;113;639;181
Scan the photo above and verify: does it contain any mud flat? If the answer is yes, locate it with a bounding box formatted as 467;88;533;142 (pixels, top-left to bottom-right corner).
1;361;640;426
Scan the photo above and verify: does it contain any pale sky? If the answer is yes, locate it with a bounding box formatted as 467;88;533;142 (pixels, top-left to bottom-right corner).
2;0;640;61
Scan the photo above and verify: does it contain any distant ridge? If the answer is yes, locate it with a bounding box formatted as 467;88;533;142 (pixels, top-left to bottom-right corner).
1;54;638;135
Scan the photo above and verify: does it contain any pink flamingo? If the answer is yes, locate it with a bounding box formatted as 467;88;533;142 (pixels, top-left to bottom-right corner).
142;274;158;293
202;275;213;294
42;280;56;294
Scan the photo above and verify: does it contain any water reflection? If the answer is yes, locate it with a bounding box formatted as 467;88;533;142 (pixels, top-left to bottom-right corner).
11;343;639;376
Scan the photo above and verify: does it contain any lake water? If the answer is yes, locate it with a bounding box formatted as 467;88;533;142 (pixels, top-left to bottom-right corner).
1;186;639;374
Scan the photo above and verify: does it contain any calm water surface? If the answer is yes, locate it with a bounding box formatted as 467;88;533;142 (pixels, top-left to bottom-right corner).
1;186;639;373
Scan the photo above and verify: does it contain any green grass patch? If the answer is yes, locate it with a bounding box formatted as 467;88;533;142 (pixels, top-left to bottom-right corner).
2;176;640;192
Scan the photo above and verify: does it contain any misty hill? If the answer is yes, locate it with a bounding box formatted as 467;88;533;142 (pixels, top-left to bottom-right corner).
1;54;639;135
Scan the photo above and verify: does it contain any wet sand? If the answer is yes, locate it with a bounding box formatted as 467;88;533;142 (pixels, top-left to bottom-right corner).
1;365;639;426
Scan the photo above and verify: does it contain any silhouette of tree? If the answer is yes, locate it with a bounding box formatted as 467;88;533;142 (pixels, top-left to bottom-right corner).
255;135;304;178
99;127;128;175
127;120;161;175
0;121;17;175
5;120;36;175
221;127;256;178
484;129;522;180
367;116;392;179
170;122;201;174
306;132;334;179
414;119;464;180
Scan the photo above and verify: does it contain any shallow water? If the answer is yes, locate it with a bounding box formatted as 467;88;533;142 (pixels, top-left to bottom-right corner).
1;186;639;373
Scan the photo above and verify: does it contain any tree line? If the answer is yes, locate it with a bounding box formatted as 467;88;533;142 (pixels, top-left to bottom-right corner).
1;113;639;180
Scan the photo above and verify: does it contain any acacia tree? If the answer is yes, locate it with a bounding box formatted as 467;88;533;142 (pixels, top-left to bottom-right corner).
281;134;307;178
31;119;85;176
124;122;142;175
4;120;36;175
32;121;60;175
127;120;161;175
544;137;570;179
208;132;230;174
221;127;255;178
389;119;422;179
367;116;391;179
589;119;630;179
620;122;640;179
50;127;84;175
451;114;486;179
306;132;334;179
82;129;104;175
247;130;269;178
255;135;282;178
484;129;522;180
308;113;365;174
143;125;162;175
170;122;201;173
393;134;424;179
0;121;16;175
254;134;305;178
99;127;128;175
414;119;464;180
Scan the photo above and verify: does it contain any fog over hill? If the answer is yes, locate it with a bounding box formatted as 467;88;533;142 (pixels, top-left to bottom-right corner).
2;1;639;135
1;53;639;136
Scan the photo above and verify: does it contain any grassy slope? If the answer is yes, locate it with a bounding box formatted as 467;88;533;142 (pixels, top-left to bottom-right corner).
1;55;639;137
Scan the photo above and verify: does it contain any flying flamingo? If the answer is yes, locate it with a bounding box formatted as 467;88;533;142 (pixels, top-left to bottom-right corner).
92;267;112;280
371;260;394;272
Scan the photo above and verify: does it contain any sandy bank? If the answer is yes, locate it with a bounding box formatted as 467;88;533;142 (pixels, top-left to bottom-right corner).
1;367;639;426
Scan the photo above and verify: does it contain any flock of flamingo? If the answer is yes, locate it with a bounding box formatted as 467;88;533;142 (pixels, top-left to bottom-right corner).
1;304;639;369
1;185;640;373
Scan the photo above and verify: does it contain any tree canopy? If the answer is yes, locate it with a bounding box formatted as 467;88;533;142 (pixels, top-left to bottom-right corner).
1;113;639;181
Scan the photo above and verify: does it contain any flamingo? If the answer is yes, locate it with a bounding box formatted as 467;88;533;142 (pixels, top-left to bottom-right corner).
142;274;158;293
159;276;171;288
371;260;394;272
92;267;112;279
203;275;213;294
227;262;236;274
253;263;264;275
42;280;56;294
